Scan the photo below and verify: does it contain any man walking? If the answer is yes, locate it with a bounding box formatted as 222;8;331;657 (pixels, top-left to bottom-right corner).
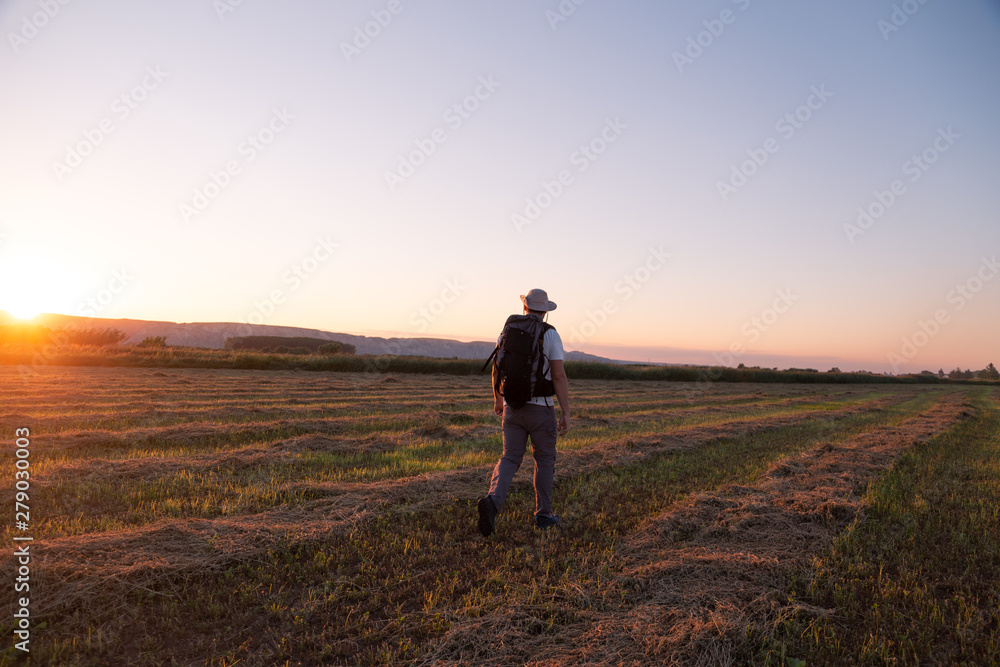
478;288;570;537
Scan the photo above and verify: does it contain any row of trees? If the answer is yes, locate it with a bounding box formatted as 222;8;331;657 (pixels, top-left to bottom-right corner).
729;361;1000;380
224;336;356;355
937;364;999;380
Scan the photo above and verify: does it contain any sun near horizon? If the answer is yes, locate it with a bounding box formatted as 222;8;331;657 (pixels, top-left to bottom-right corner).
0;252;84;321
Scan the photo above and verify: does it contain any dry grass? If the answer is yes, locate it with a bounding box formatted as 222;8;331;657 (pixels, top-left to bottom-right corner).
0;366;985;665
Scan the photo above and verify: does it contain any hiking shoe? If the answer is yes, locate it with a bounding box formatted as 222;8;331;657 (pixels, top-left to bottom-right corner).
477;496;497;537
535;514;562;530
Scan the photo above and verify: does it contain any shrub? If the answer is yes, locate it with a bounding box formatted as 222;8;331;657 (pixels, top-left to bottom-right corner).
60;327;127;346
137;336;167;348
225;335;356;355
317;341;356;355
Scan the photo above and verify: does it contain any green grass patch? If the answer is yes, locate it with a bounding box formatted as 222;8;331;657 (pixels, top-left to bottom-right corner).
760;388;1000;665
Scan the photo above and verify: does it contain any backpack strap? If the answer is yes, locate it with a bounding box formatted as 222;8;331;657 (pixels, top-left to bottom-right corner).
536;322;553;363
480;345;499;373
532;322;555;398
480;317;514;373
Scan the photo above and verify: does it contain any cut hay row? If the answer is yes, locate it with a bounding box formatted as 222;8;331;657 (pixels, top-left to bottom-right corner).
416;392;974;665
26;418;353;455
18;427;499;515
6;389;492;416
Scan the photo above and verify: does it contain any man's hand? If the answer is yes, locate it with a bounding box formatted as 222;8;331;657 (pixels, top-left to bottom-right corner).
550;359;570;437
494;395;504;416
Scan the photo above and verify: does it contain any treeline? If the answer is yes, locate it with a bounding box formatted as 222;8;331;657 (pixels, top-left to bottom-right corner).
0;324;127;347
2;343;994;385
224;336;356;355
944;364;999;380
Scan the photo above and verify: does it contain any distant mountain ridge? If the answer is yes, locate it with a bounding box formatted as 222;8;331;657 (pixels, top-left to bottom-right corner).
0;312;617;364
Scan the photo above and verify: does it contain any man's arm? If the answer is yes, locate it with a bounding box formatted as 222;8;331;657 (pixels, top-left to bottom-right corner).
550;359;570;435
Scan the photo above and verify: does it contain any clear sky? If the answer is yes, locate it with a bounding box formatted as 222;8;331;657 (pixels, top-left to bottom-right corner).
1;0;998;373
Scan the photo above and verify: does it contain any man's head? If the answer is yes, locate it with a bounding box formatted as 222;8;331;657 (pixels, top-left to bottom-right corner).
521;288;557;316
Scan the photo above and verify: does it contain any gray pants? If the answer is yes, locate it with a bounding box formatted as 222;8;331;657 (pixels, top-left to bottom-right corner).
487;403;558;518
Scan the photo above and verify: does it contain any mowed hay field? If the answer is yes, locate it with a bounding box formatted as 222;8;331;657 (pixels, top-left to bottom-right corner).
1;367;998;666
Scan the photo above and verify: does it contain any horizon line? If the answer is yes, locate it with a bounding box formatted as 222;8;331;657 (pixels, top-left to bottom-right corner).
0;308;945;375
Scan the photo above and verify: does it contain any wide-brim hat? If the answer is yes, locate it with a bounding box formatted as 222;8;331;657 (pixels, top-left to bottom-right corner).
521;288;557;312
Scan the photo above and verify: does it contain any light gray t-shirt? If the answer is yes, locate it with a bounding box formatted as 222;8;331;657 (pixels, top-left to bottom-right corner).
499;326;564;408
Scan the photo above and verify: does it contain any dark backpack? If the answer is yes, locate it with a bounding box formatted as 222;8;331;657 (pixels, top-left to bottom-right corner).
481;314;555;409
